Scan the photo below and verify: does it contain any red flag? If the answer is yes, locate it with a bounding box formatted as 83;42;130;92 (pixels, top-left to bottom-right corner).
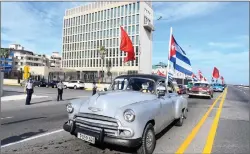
120;26;135;62
212;67;220;79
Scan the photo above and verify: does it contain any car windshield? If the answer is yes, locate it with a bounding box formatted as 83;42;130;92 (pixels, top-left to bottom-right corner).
213;83;222;86
110;77;155;93
194;83;209;87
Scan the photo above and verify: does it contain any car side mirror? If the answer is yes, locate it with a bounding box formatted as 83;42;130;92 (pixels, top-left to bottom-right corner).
104;88;108;91
156;86;166;97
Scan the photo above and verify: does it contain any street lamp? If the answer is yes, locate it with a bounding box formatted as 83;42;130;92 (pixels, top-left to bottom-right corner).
99;46;107;83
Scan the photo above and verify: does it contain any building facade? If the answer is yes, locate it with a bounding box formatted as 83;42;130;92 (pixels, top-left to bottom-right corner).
62;1;154;81
46;52;62;68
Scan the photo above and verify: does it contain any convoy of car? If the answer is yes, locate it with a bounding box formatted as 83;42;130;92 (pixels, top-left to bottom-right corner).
188;81;214;99
63;74;188;154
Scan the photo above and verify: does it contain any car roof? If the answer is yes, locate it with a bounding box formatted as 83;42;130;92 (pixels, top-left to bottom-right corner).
115;74;167;82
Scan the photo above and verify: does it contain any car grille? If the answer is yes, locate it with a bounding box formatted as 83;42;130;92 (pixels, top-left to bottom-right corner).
74;113;118;136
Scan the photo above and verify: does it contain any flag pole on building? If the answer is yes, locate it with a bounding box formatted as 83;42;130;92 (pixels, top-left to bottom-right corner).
166;27;173;87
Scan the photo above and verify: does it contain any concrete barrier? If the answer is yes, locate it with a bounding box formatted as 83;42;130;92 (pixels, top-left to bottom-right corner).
3;79;22;86
0;72;3;97
3;78;111;91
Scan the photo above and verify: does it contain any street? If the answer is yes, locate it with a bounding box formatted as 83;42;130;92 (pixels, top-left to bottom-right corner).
1;85;249;154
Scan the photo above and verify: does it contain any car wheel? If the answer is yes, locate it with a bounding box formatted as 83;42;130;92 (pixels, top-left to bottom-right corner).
188;95;192;98
175;111;184;127
46;85;49;88
74;85;77;89
64;85;67;89
137;123;156;154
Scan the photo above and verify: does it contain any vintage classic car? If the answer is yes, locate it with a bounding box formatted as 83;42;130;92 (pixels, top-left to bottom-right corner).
63;74;188;154
212;83;224;92
188;81;214;99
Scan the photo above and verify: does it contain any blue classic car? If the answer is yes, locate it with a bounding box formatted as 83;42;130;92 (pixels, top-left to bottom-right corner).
212;83;224;92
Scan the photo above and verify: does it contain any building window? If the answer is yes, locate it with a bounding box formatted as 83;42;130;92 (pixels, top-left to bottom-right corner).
137;2;140;13
114;7;117;18
118;6;120;17
132;3;136;14
121;6;124;16
132;25;135;35
132;15;135;24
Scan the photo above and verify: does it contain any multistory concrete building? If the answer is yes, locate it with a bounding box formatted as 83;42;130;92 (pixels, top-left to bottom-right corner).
62;1;154;81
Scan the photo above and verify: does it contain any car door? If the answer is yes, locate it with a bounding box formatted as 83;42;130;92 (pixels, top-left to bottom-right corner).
68;81;73;88
165;81;178;122
157;80;174;128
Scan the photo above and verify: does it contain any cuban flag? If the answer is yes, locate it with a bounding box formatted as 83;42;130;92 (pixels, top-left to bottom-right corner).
198;70;203;81
169;34;192;76
192;73;198;81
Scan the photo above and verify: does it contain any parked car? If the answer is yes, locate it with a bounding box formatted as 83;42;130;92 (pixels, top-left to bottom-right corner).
46;80;59;88
63;74;188;154
188;81;213;99
20;80;41;87
64;80;85;89
178;84;187;94
212;83;224;92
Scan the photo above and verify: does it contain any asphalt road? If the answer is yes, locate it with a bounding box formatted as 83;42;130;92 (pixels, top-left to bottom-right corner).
1;85;249;154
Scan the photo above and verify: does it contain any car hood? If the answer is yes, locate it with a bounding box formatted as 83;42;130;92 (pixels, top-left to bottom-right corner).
192;87;209;91
79;91;156;118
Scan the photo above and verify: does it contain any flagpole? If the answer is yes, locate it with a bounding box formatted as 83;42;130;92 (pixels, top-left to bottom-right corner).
166;27;173;87
138;40;141;74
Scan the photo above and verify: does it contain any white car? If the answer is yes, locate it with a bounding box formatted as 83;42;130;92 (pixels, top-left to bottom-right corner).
64;80;85;89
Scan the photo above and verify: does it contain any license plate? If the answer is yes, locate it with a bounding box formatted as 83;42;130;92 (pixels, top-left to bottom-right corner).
77;132;95;144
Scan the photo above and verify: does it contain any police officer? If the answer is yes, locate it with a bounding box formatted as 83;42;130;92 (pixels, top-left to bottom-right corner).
24;78;34;105
92;82;97;95
57;80;64;101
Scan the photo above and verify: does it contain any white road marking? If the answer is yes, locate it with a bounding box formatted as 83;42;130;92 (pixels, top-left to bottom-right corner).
1;129;64;148
1;116;13;120
1;94;48;102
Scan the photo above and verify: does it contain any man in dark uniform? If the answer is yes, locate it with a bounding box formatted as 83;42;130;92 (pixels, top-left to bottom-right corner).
92;82;97;95
57;80;64;101
24;78;34;105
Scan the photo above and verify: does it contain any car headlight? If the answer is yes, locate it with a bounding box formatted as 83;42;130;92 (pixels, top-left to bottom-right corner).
66;103;74;113
123;109;135;122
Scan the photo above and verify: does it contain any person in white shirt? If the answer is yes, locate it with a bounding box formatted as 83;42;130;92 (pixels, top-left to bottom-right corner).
24;78;34;105
92;82;97;95
57;80;64;101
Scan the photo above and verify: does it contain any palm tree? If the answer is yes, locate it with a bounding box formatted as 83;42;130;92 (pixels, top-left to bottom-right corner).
0;48;10;71
99;46;107;82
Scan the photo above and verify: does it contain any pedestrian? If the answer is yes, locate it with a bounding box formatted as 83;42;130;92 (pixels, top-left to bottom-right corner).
92;82;97;95
24;78;34;105
57;80;64;101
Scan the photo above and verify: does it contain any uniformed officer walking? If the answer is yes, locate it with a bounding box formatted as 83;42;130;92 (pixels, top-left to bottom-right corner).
24;78;34;105
57;80;64;101
92;82;97;95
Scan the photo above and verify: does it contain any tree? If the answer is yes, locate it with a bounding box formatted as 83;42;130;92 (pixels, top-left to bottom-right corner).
99;46;107;82
0;48;10;71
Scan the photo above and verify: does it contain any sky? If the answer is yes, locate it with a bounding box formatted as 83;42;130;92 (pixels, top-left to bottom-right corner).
1;1;249;85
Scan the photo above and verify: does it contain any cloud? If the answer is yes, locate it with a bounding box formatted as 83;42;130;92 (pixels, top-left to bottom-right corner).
1;2;87;54
154;2;227;22
208;42;243;48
